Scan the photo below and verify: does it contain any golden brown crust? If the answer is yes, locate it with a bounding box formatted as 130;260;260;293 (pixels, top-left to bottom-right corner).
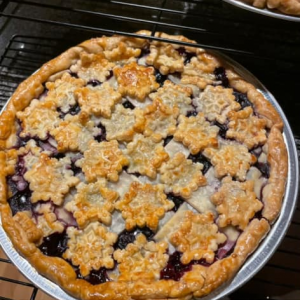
0;31;288;300
227;70;283;130
239;0;300;15
262;126;288;223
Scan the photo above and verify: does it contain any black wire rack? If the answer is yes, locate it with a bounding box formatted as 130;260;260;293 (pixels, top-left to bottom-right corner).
0;1;299;300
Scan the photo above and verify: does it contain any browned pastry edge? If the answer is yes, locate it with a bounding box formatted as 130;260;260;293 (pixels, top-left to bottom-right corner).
0;31;286;299
262;126;288;223
226;69;283;130
238;0;300;16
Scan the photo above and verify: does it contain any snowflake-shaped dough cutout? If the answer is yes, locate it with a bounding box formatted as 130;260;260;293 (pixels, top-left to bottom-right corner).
115;181;174;231
24;154;79;205
203;144;257;181
96;35;146;62
51;112;100;153
63;222;117;276
75;82;122;118
146;43;184;75
65;179;119;228
45;72;85;113
101;104;145;142
170;211;227;264
181;53;220;89
226;106;267;149
174;113;219;155
160;152;207;199
32;202;65;237
211;177;263;230
114;62;159;101
114;234;169;281
195;85;241;124
149;80;193;116
143;99;179;142
124;134;169;179
76;140;129;182
16;99;60;140
70;52;115;83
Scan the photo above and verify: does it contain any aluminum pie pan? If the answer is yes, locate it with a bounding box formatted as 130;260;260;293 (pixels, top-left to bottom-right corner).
223;0;300;22
0;52;298;300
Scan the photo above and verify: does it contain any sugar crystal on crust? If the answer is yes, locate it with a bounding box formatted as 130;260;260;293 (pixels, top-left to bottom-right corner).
203;144;257;181
170;211;227;264
24;154;79;205
160;152;207;199
75;82;122;118
101;104;145;142
181;53;220;89
63;222;117;277
195;85;240;124
70;52;115;83
174;113;219;155
211;177;263;230
114;234;169;281
45;72;85;113
146;43;184;75
114;62;159;101
16;99;60;140
124;134;169;179
115;181;174;231
143;99;179;142
51;112;100;153
76;140;129;182
149;80;193;115
226;106;267;149
65;179;119;228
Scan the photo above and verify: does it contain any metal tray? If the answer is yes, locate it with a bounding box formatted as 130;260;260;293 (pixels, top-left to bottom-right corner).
223;0;300;22
0;51;299;300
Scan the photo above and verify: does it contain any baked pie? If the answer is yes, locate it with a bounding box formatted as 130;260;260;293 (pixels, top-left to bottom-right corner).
238;0;300;15
0;30;288;300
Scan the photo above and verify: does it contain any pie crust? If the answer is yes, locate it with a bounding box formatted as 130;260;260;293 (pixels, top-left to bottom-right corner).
0;30;288;300
238;0;300;15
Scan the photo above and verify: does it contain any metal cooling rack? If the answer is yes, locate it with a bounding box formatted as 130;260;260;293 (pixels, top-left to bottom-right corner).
0;1;299;300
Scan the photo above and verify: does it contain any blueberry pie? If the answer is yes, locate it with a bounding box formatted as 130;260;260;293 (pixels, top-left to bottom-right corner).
0;31;288;300
238;0;300;15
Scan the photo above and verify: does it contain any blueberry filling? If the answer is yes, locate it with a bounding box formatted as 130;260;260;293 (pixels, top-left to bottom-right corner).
163;135;173;147
69;156;83;175
95;123;107;142
8;188;32;216
75;266;110;285
155;70;168;86
167;193;185;212
160;251;192;281
217;239;236;260
139;47;150;58
176;47;196;65
233;91;252;109
122;100;135;110
214;121;228;139
186;110;198;117
107;70;113;81
214;67;229;88
188;153;212;175
254;162;270;178
87;79;101;87
39;231;69;257
58;104;81;119
114;226;155;250
69;72;79;78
